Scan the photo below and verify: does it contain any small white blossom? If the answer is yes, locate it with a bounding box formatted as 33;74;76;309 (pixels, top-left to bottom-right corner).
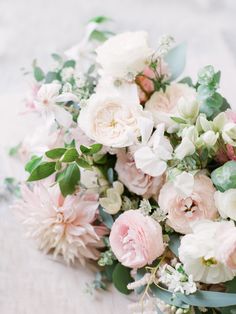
158;263;197;295
139;199;152;216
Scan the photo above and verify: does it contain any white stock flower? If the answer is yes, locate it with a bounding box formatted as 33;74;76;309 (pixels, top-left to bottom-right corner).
222;123;236;146
179;220;235;284
214;189;236;220
177;97;199;121
78;83;153;147
35;83;76;127
96;31;153;78
175;137;195;160
200;130;219;147
134;123;173;177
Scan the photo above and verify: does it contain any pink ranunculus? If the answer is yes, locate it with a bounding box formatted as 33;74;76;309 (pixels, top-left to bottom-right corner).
109;210;164;268
158;174;218;234
136;61;169;103
13;184;106;265
115;150;165;199
216;144;236;163
216;222;236;270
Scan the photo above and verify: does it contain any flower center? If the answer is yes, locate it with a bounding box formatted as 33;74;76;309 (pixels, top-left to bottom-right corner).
109;119;117;128
201;257;218;267
56;212;64;223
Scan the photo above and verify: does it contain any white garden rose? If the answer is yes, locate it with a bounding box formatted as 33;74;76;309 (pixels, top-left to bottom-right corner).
179;220;235;284
96;31;153;78
78;83;153;147
214;189;236;220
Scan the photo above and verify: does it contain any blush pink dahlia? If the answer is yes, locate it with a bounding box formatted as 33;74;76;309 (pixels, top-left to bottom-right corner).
13;184;106;265
109;210;164;268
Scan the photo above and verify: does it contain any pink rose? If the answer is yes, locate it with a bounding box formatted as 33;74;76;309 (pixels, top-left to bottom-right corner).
216;222;236;270
158;174;218;234
115;150;165;199
109;210;164;268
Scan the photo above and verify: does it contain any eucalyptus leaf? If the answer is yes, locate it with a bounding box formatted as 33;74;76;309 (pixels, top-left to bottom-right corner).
99;206;113;229
165;42;187;81
45;71;60;83
89;16;112;24
63;60;76;68
168;234;180;257
211;161;236;191
33;66;45;81
112;263;133;295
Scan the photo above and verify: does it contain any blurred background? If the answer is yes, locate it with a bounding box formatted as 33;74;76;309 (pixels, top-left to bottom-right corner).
0;0;236;313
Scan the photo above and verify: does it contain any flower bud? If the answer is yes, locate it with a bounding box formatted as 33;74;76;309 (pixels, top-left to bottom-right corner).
200;130;219;147
222;123;236;146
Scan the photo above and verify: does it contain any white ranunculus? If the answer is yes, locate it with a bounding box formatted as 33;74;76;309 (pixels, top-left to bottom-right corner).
214;189;236;220
200;130;219;147
179;220;235;284
222;123;236;146
78;83;153;148
96;31;153;78
175;137;195;160
134;123;173;177
36;83;75;128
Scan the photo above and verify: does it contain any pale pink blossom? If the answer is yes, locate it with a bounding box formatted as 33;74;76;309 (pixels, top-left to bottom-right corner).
145;83;196;128
13;184;106;265
109;210;164;268
115;150;165;199
19;122;65;162
158;173;218;234
215;221;236;270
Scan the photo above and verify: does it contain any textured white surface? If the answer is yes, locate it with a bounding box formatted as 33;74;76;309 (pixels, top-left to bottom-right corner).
1;0;236;313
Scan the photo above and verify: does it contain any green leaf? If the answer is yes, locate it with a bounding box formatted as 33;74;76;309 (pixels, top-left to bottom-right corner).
152;286;187;308
99;206;113;229
211;161;236;191
27;162;56;181
200;92;223;119
104;263;117;282
94;154;108;165
178;76;193;86
45;71;60;83
25;156;43;173
112;263;133;295
171;116;186;124
45;148;66;160
89;30;113;42
51;53;63;63
59;163;80;196
76;158;91;169
80;143;103;155
61;148;79;162
165;42;187;81
33;66;45;81
8;143;21;156
168;234;180;257
63;60;76;68
89;16;112;24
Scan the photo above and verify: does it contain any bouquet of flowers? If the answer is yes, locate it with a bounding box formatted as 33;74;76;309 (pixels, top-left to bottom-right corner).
12;16;236;314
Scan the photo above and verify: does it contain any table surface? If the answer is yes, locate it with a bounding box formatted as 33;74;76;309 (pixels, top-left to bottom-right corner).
1;0;236;313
